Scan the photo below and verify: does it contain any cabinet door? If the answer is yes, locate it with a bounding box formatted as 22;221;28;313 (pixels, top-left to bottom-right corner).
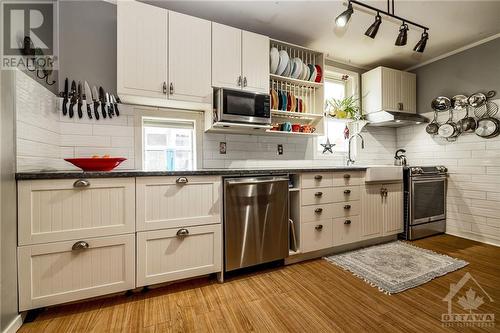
400;72;417;113
241;31;269;93
301;220;333;253
360;185;384;239
117;1;167;98
381;67;402;112
383;183;404;235
168;11;212;103
212;23;242;90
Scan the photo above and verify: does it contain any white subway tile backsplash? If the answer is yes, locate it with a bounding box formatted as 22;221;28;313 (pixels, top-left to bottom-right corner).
92;124;134;137
59;123;93;135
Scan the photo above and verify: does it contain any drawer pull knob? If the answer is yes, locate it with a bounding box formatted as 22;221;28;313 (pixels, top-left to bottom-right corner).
314;208;323;214
343;174;351;179
344;205;351;210
315;224;323;231
314;191;323;197
73;179;90;188
344;220;352;225
344;190;351;195
176;228;189;238
176;177;189;184
72;241;89;251
314;175;323;180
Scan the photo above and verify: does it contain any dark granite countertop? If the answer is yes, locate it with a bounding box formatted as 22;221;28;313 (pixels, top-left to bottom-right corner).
16;166;367;180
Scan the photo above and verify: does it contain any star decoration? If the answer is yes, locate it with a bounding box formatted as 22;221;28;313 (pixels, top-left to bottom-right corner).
321;138;335;154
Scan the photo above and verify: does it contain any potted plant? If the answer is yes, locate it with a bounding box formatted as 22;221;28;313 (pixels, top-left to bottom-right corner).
325;95;365;120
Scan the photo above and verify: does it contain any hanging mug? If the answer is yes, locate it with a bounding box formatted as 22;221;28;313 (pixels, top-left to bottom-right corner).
281;122;292;132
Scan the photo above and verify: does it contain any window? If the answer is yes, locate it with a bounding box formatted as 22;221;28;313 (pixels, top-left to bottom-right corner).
316;66;360;155
143;118;195;171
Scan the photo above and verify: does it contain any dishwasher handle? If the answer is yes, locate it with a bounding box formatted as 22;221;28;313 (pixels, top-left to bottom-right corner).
226;177;289;186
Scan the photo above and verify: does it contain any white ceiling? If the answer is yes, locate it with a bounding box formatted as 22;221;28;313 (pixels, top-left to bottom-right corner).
143;0;500;70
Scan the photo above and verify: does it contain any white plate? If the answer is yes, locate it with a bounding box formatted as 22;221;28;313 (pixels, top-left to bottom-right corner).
300;63;308;80
309;65;317;82
277;50;289;76
291;58;302;79
270;47;279;74
282;59;292;77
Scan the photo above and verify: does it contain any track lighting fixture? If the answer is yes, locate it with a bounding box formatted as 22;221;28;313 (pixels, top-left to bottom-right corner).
413;30;429;52
395;22;409;46
364;13;382;38
335;2;354;27
335;0;430;52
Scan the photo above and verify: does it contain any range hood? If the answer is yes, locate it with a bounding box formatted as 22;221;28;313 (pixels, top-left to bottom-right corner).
366;111;429;127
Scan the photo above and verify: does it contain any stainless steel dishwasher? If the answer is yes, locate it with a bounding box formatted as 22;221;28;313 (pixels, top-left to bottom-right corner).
224;176;289;272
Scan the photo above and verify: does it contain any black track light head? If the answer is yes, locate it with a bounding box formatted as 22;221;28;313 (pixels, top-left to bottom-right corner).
365;13;382;38
414;31;429;52
395;22;409;46
335;2;354;27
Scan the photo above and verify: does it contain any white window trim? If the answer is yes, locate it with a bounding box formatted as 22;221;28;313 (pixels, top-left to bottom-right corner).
134;106;204;170
314;65;360;160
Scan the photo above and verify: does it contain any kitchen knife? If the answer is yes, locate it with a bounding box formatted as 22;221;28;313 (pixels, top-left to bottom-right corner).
111;95;119;116
62;78;68;116
106;92;113;118
84;81;93;119
98;86;107;119
77;81;83;118
92;86;101;120
69;80;77;118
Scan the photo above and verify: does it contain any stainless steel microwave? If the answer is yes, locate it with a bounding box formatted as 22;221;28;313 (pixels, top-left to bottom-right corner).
215;88;271;125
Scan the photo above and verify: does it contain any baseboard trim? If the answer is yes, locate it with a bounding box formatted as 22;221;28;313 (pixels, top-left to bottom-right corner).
2;314;23;333
445;231;500;247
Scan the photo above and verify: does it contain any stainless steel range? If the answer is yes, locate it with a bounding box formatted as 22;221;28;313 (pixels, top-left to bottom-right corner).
401;166;447;240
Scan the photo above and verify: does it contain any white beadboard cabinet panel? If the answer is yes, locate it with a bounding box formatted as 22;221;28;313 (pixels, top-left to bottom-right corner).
18;234;135;311
400;71;417;113
383;183;404;235
241;30;269;93
381;67;401;112
136;176;221;231
117;1;167;98
18;178;135;245
168;11;212;103
136;224;222;287
212;22;242;90
360;185;384;239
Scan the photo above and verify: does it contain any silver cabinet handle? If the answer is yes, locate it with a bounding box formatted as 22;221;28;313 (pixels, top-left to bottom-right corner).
344;189;351;195
314;175;323;180
169;82;174;95
243;76;247;87
237;76;242;87
344;220;352;225
314;208;323;214
176;177;188;184
73;179;90;188
176;228;189;238
314;191;323;197
162;82;167;94
72;241;89;251
344;204;351;210
315;224;323;231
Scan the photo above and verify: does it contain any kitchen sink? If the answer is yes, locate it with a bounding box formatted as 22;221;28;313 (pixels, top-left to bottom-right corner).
365;165;403;182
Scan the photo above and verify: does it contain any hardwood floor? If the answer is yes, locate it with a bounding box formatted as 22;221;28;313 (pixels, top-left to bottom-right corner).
19;235;499;333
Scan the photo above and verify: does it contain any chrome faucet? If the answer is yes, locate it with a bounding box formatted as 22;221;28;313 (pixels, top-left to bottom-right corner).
347;133;365;166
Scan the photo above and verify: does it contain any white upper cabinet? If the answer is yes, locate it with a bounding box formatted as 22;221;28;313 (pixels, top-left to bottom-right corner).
241;31;269;93
117;1;167;98
212;23;242;90
168;11;212;103
212;23;269;93
362;66;416;114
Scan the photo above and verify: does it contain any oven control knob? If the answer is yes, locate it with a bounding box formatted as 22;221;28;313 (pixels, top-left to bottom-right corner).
411;167;422;175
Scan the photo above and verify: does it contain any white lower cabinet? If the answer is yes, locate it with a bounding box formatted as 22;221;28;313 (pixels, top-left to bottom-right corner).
301;220;333;253
136;224;222;287
332;216;361;246
18;234;135;311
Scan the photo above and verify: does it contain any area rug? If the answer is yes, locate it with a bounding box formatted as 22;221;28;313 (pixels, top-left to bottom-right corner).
324;241;468;294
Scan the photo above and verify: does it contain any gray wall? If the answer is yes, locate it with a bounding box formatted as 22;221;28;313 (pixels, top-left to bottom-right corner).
58;0;117;95
411;37;500;113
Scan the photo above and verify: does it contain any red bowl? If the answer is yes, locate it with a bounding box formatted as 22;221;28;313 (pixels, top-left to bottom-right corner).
65;158;126;171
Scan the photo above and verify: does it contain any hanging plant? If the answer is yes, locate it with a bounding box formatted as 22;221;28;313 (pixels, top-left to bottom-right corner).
325;95;365;120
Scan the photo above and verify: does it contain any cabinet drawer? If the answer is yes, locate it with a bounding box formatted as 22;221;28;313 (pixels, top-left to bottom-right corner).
332;216;361;246
331;201;360;218
18;234;135;311
136;176;221;231
18;178;136;245
332;186;360;202
333;172;362;187
137;224;222;287
301;220;333;253
301;188;334;206
301;204;334;223
301;173;333;188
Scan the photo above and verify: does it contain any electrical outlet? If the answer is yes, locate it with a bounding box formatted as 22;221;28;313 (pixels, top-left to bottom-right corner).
277;144;283;155
219;142;227;154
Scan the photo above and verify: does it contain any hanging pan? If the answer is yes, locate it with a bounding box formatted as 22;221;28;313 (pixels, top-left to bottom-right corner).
431;96;451;112
475;101;499;139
